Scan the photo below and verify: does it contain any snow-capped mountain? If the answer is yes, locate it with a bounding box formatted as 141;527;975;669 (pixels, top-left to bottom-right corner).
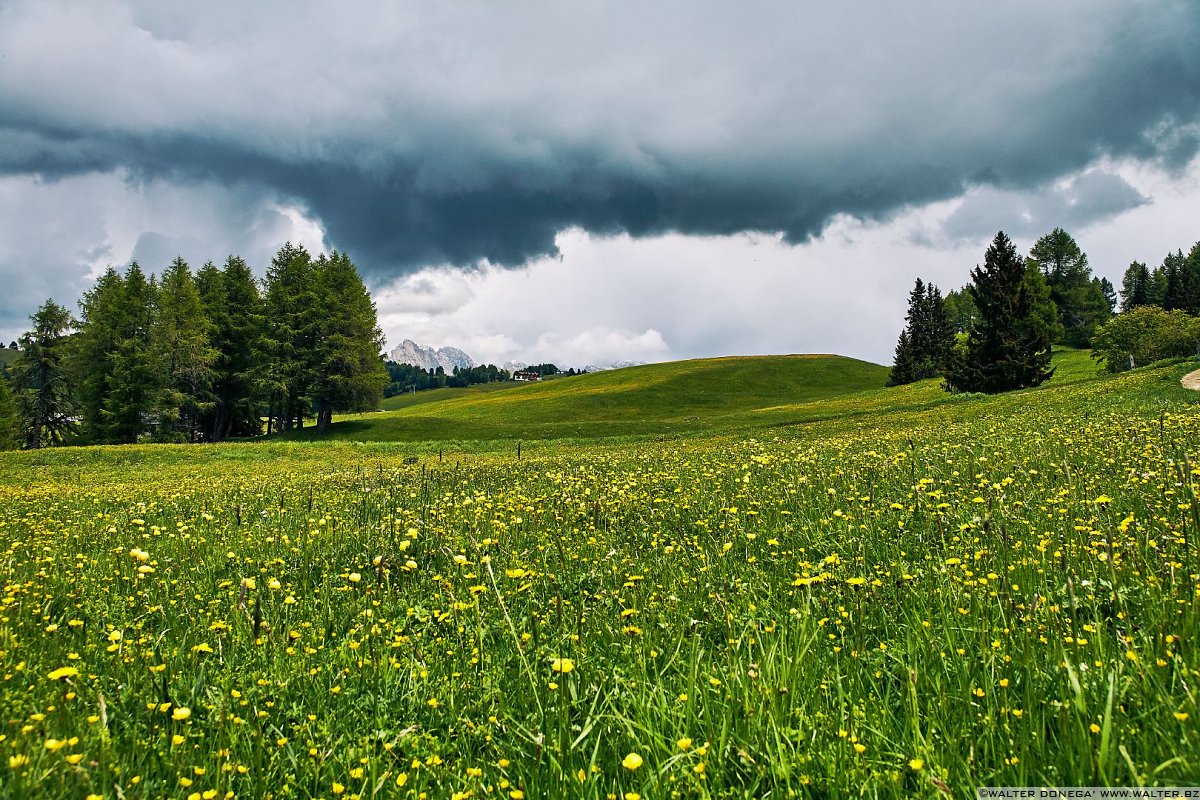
582;360;645;372
387;339;477;372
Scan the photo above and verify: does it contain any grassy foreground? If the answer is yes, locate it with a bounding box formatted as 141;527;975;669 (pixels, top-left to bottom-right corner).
1;355;1199;798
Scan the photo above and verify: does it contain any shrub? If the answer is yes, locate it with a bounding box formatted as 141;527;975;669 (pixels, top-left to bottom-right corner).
1091;306;1200;372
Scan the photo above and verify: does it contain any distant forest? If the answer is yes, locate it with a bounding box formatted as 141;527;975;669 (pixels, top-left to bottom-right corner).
888;227;1200;392
0;243;387;449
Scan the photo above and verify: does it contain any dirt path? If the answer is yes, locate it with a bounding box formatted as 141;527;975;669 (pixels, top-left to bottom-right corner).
1182;368;1200;390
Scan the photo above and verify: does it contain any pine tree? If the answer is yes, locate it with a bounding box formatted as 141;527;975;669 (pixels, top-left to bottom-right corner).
308;251;388;434
944;231;1056;394
153;257;217;442
1120;262;1150;311
10;300;76;448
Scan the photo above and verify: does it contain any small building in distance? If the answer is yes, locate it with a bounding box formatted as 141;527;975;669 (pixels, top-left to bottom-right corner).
512;370;542;382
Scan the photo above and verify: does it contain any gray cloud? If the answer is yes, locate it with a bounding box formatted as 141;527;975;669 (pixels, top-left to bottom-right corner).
3;5;1199;262
938;169;1152;242
0;0;1198;342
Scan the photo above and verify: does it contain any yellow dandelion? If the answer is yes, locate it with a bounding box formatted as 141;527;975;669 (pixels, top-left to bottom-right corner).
622;752;644;770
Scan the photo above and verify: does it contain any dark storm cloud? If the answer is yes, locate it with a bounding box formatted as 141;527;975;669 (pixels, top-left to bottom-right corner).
0;1;1198;286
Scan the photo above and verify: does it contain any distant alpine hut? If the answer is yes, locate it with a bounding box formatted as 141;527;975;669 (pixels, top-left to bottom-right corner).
513;370;542;382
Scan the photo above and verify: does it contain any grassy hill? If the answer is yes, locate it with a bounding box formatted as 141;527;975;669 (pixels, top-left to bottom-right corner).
0;347;18;370
287;349;1105;445
291;354;891;443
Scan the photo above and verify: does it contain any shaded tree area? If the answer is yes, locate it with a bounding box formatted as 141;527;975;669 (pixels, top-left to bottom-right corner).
3;243;388;448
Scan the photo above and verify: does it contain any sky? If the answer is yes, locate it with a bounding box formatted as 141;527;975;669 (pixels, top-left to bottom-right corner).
1;1;1199;367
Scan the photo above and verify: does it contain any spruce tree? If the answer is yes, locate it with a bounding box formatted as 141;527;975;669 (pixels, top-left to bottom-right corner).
10;300;76;448
888;278;956;386
1161;250;1188;311
72;267;126;441
944;231;1055;394
887;330;917;386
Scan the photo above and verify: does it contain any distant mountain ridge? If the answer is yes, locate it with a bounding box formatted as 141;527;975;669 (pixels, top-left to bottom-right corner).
387;339;476;372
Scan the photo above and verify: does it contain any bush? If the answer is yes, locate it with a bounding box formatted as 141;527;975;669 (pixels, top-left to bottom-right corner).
1091;306;1200;372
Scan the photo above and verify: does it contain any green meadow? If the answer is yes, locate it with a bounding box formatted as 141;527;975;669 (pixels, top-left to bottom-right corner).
2;349;1199;798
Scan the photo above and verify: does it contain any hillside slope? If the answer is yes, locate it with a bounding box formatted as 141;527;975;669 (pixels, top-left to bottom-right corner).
296;354;884;442
286;349;1107;445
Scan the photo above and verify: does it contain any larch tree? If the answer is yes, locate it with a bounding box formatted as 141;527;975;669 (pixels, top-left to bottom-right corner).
10;300;76;448
0;375;18;450
308;250;388;434
198;256;266;441
153;257;217;442
1029;227;1109;346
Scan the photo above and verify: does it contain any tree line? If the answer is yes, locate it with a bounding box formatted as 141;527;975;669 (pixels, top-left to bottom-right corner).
383;362;513;396
889;227;1200;391
0;243;387;449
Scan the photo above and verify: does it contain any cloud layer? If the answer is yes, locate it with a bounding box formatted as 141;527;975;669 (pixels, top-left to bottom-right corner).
1;1;1199;362
2;0;1198;286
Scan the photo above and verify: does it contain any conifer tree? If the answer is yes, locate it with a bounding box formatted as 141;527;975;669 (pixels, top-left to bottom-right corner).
0;375;18;450
308;251;388;434
887;278;955;386
10;300;76;448
263;243;317;432
1120;262;1151;311
153;257;217;442
1161;250;1188;311
944;231;1055;394
72;267;126;441
100;263;160;443
888;329;917;386
198;256;266;441
1029;227;1108;346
